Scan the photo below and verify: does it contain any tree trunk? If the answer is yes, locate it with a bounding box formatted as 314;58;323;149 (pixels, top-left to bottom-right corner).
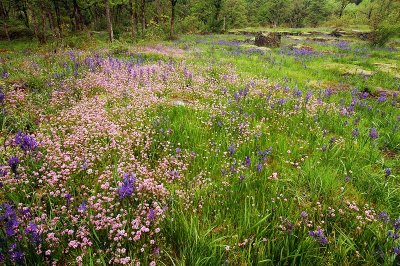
41;7;47;43
141;0;145;36
0;1;10;40
3;20;10;41
129;0;138;39
52;0;62;38
22;0;30;28
47;11;56;37
170;0;177;39
104;0;113;42
73;0;83;31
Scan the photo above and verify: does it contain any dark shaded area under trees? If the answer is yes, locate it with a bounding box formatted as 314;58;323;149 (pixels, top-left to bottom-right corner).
0;0;399;46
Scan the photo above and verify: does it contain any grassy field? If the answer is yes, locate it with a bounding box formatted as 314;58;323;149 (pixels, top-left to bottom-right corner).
0;29;399;265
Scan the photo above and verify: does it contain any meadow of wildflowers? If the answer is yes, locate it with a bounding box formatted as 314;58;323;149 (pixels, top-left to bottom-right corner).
0;32;399;265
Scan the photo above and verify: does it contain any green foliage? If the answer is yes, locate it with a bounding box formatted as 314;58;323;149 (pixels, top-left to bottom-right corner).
369;23;400;47
221;0;248;30
177;15;205;33
305;0;331;27
0;0;399;45
367;0;400;46
1;26;400;265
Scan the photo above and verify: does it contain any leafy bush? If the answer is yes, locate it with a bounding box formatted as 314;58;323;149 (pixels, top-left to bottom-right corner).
177;16;205;34
63;33;95;49
369;23;400;47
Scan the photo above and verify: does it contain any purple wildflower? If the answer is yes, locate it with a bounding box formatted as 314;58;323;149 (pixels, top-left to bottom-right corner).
20;207;30;218
306;90;313;101
1;71;9;79
388;231;399;240
153;247;160;255
228;144;236;156
230;165;237;174
384;168;392;176
168;169;180;180
78;200;87;213
175;148;181;154
14;131;38;153
359;91;369;99
309;228;328;246
394;247;400;255
336;41;350;50
8;244;24;264
25;222;41;245
243;156;251;168
0;167;7;177
81;161;88;170
8;156;20;175
378;212;388;223
1;203;19;237
118;173;136;199
377;94;387;103
256;163;263;172
293;89;302;98
393;218;400;231
324;88;333;98
148;209;156;221
352;128;359;138
301;211;308;218
369;127;378;139
0;88;4;103
65;193;72;206
258;147;272;161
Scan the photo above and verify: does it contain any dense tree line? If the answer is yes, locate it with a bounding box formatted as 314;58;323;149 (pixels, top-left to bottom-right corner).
0;0;399;42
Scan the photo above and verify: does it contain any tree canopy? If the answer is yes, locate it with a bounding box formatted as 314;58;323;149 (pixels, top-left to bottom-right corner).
0;0;399;42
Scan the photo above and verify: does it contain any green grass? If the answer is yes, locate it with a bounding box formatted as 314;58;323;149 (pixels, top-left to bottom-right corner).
0;28;399;265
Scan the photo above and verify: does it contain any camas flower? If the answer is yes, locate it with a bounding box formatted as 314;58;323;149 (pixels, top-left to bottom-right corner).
78;200;87;213
377;94;387;103
1;71;9;79
301;211;308;218
1;203;19;237
243;156;251;168
0;88;5;103
384;168;392;176
81;161;88;170
378;211;388;223
118;173;136;199
0;167;7;177
148;209;156;221
228;144;236;156
369;127;378;139
394;247;400;255
309;229;328;246
256;163;263;172
15;131;38;153
8;156;20;175
8;243;24;264
352;128;359;138
25;222;41;245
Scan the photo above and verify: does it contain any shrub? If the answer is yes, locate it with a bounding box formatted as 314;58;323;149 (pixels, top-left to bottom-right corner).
177;16;205;34
369;23;400;47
